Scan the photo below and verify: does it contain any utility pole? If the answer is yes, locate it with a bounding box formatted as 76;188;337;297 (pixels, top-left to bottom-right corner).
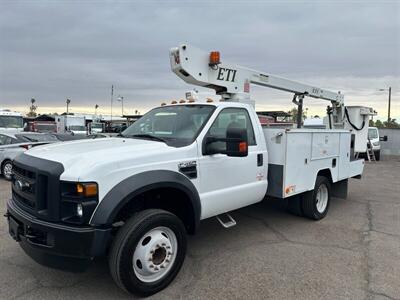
110;85;114;123
66;99;71;114
379;87;392;123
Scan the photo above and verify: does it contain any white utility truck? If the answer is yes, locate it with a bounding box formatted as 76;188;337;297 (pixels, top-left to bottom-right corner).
0;109;24;132
6;44;372;296
56;115;87;135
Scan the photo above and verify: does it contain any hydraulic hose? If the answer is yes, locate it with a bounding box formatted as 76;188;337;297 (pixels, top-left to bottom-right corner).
345;107;365;131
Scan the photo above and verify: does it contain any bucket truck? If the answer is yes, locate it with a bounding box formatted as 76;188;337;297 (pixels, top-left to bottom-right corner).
6;43;373;296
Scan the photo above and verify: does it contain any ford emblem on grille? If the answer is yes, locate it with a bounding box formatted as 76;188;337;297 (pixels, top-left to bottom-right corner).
16;179;30;191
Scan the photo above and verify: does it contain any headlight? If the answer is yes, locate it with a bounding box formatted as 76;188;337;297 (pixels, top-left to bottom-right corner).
60;181;99;224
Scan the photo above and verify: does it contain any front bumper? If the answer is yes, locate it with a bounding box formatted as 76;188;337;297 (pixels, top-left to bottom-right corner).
6;198;112;272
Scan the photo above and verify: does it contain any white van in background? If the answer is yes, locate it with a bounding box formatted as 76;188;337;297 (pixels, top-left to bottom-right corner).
368;127;381;161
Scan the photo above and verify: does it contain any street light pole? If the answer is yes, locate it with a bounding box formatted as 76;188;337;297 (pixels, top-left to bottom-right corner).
117;96;124;116
388;86;392;123
66;99;71;114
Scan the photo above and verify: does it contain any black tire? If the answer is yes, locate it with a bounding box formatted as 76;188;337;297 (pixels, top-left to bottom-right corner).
108;209;187;296
301;176;331;220
374;150;380;161
1;160;13;181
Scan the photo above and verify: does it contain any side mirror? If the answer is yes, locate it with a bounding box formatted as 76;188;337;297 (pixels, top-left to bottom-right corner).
203;127;248;157
380;135;388;142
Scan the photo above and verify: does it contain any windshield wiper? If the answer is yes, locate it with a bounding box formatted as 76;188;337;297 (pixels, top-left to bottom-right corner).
126;134;167;143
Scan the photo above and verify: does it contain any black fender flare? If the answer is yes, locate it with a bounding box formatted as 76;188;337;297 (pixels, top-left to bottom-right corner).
90;170;201;232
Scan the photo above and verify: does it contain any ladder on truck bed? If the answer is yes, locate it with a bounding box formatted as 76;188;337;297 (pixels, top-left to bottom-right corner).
366;139;376;162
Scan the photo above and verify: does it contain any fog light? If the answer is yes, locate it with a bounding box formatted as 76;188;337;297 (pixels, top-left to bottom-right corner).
77;203;83;218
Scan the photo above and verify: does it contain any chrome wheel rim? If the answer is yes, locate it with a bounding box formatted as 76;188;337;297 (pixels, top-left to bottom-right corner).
132;226;178;283
3;163;12;179
316;183;329;213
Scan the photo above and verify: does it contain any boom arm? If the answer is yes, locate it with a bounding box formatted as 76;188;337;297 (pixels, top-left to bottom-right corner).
170;44;344;103
170;44;345;127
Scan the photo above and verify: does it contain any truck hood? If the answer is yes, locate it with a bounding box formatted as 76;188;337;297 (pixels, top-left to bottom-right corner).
24;137;184;181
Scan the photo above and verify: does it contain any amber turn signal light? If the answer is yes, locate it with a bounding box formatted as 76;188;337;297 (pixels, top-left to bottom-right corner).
76;183;98;197
239;142;248;153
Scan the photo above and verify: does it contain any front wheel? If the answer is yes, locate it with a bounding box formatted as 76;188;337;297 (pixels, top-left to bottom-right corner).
108;209;187;296
301;176;331;220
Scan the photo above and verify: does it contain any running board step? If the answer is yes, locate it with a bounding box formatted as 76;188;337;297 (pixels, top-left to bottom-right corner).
216;213;237;228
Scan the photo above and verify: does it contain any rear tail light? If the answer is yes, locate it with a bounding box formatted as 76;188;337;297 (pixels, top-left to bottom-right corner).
20;144;32;150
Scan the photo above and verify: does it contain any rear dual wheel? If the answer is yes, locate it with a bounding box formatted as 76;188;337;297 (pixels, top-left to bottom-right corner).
109;209;187;296
302;176;331;220
287;176;331;220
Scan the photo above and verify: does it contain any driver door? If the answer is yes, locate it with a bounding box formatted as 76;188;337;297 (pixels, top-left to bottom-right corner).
197;108;266;219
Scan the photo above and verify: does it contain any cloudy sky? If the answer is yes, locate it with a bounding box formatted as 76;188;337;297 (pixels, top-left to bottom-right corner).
0;0;399;120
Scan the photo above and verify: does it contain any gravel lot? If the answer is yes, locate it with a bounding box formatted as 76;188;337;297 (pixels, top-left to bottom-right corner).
0;160;399;300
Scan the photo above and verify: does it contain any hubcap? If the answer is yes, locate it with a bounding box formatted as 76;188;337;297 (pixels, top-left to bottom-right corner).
3;163;12;179
132;226;178;283
316;183;329;213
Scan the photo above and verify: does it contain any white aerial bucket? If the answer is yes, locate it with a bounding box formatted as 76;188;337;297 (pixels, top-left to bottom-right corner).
344;106;375;153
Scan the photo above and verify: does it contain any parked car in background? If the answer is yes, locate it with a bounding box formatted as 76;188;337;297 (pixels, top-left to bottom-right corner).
49;133;90;141
368;127;381;161
0;132;58;180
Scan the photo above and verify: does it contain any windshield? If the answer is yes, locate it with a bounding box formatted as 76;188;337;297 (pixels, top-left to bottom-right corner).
0;116;23;128
121;105;215;147
69;125;86;131
368;128;378;139
16;133;59;142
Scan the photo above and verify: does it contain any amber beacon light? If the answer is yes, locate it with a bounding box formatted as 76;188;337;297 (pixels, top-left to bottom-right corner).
209;51;221;66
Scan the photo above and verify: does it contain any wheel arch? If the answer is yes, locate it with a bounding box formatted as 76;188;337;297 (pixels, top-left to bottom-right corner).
90;170;201;234
316;168;333;184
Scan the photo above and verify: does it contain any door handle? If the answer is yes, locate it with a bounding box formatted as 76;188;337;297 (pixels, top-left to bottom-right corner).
257;154;263;166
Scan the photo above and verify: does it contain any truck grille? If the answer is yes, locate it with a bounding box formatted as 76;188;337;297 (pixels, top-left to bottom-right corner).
11;154;63;221
12;165;38;209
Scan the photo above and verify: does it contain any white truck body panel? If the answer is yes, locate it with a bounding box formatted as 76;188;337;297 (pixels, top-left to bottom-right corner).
56;115;86;135
264;128;364;198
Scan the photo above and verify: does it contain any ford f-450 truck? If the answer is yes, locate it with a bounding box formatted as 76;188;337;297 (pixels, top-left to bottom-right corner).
6;44;373;296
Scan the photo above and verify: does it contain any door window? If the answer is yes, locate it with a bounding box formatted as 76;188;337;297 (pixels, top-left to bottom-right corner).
206;108;256;152
0;135;12;145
